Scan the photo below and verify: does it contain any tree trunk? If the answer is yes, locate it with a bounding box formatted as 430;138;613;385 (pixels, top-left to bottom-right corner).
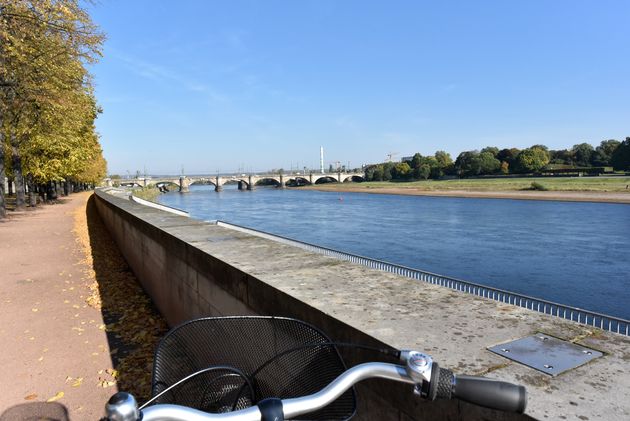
8;178;13;195
11;141;26;210
27;175;37;207
0;138;6;220
63;181;69;196
48;182;54;201
39;184;46;203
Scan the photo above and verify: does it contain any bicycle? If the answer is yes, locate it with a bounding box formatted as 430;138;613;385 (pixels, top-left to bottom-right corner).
105;316;526;421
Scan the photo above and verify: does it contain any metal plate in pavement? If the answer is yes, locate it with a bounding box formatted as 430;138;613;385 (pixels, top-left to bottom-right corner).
488;333;603;376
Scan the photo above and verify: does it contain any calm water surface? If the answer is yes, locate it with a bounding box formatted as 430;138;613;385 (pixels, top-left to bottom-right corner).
160;185;630;319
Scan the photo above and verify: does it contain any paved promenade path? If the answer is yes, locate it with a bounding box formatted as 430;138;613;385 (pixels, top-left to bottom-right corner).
0;192;164;420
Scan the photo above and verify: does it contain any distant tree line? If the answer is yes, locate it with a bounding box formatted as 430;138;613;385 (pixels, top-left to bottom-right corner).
364;138;630;181
0;0;106;219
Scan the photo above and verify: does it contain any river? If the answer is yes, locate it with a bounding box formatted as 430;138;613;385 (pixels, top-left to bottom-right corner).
159;185;630;320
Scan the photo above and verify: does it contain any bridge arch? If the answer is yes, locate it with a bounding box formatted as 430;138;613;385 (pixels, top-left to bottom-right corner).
233;179;251;190
342;175;364;183
120;182;144;188
189;179;217;187
154;180;180;192
254;177;284;187
255;177;282;187
313;176;339;184
286;176;311;187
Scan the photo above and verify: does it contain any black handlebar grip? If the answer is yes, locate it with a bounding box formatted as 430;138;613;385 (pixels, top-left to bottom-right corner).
452;375;527;413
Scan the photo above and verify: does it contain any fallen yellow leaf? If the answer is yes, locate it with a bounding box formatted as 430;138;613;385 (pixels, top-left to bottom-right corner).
47;391;64;402
98;380;116;388
72;377;83;387
24;394;37;401
31;308;38;312
38;356;44;362
106;368;119;378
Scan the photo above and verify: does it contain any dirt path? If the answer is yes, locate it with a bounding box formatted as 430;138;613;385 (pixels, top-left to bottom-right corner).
306;185;630;204
0;192;165;420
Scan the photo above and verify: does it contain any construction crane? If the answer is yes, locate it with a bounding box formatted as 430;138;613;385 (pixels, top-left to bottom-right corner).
386;152;399;162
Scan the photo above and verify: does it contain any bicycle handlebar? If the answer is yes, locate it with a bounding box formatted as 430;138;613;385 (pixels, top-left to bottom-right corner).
106;351;527;420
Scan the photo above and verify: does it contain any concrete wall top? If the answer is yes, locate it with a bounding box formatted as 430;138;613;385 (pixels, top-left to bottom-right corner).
94;189;630;420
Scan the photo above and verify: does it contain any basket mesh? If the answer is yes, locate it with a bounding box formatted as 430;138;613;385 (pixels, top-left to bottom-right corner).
150;316;356;420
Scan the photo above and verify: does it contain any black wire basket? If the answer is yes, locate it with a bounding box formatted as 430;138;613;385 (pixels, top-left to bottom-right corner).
150;316;356;420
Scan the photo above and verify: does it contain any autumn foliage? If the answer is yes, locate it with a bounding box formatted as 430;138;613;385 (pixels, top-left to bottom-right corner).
0;0;106;217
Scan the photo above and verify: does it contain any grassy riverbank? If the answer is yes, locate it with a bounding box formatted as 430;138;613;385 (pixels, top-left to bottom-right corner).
326;176;630;192
131;186;160;201
303;176;630;203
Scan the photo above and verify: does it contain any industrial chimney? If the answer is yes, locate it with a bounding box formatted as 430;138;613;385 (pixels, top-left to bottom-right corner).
320;146;324;174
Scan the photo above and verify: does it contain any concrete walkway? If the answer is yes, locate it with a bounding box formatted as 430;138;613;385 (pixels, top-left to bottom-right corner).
0;193;114;420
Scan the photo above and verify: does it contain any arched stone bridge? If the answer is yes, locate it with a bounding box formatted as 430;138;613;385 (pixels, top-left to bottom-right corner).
113;171;365;192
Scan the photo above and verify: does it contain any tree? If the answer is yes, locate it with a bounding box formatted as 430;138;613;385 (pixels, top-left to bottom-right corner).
455;151;478;177
434;150;452;167
610;137;630;171
434;150;453;177
481;146;499;158
381;162;394;181
409;153;422;170
549;149;574;165
364;165;377;181
0;0;105;216
516;147;550;173
477;152;501;175
392;162;411;180
415;164;431;180
455;151;500;177
372;165;384;181
497;148;520;169
591;139;620;166
571;143;594;167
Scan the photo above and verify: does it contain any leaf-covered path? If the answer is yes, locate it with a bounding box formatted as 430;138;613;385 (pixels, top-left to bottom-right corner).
0;192;167;420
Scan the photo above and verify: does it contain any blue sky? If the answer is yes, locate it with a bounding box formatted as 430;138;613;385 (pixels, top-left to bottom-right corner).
89;0;630;175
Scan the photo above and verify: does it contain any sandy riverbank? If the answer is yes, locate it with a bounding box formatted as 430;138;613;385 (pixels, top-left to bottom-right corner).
304;185;630;204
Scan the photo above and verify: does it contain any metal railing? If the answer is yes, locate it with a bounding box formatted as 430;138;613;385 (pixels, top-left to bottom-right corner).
216;220;630;336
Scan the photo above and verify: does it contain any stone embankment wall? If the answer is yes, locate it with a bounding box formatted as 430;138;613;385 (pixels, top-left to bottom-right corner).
93;189;629;421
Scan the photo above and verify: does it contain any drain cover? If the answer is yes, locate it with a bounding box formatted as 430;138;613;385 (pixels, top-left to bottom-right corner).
488;333;603;376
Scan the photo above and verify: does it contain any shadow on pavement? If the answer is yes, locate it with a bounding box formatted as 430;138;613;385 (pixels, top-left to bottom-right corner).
84;195;168;404
0;402;69;421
